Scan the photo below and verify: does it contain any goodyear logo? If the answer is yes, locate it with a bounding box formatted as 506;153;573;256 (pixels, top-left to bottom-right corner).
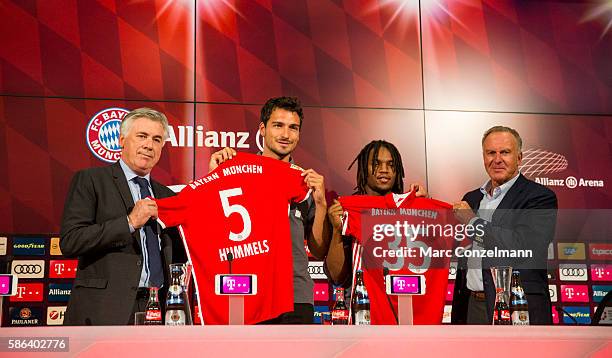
12;237;46;256
562;306;591;324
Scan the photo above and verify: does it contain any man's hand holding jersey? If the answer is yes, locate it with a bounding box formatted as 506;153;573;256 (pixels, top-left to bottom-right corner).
209;147;237;172
128;199;158;230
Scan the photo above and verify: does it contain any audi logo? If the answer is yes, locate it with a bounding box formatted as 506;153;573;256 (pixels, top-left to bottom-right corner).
308;266;325;275
560;268;586;276
13;264;43;274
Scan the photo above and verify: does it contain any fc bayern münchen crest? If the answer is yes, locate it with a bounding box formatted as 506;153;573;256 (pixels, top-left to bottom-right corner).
86;108;129;163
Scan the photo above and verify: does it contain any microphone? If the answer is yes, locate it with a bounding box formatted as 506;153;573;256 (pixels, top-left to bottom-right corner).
555;306;578;325
227;252;234;274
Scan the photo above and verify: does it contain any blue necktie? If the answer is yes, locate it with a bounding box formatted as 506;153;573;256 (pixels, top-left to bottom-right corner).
133;177;164;288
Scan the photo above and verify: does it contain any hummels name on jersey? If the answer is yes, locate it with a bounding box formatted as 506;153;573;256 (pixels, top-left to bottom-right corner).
219;240;270;262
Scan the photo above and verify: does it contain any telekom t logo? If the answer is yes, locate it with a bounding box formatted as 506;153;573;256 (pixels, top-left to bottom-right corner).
226;278;236;290
594;267;605;279
397;279;406;290
565;287;575;299
54;263;65;276
16;286;26;299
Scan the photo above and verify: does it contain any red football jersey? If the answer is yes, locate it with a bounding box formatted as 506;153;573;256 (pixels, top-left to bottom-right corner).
156;153;310;325
340;191;456;324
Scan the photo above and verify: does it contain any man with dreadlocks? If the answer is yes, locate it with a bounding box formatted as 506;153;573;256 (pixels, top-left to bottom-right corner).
325;140;424;284
325;140;457;324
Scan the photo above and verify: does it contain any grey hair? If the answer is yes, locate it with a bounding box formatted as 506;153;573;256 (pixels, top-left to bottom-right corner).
120;107;169;140
482;126;522;151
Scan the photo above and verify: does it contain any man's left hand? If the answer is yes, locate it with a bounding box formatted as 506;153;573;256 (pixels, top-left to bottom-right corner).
302;169;326;207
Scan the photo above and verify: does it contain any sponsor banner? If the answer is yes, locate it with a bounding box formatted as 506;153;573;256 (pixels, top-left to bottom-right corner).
11;260;45;279
0;275;14;295
448;261;457;280
558;264;588;281
313;305;329;324
313;282;329;302
562;306;591;324
0;236;7;255
557;243;585;260
589;243;612;261
49;260;78;278
560;285;589;303
50;237;62;255
552;306;559;324
10;282;44;302
308;261;327;280
48;283;72;302
591;285;612;303
442;305;452;324
590;264;612;281
549;285;558;303
596;307;612;324
47;306;67;325
12;237;46;256
9;307;43;326
446;283;454;302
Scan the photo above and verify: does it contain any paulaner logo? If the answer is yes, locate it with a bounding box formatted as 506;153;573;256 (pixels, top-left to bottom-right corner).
86;108;128;163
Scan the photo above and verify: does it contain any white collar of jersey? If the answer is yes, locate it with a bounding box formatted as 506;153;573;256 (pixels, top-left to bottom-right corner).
391;191;413;207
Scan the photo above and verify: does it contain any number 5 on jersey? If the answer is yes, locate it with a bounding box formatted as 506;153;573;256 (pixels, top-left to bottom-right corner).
219;188;252;242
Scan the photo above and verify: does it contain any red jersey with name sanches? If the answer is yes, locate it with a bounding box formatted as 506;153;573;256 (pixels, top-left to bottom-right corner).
156;153;309;325
340;191;456;324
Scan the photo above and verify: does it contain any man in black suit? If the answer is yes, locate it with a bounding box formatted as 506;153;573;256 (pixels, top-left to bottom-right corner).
60;107;182;325
451;126;557;325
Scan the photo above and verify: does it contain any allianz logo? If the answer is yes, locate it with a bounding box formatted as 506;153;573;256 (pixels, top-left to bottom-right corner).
166;126;250;149
49;289;71;296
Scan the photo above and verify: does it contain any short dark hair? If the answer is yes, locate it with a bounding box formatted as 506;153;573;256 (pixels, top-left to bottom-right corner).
348;140;405;195
260;96;304;128
482;126;522;151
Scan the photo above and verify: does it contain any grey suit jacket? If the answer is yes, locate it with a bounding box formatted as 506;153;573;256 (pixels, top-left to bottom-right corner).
60;161;181;325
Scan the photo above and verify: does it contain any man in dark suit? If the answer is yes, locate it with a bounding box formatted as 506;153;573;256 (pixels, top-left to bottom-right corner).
60;107;182;325
451;126;557;325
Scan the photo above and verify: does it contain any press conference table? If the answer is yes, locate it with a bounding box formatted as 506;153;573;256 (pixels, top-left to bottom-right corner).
0;325;610;357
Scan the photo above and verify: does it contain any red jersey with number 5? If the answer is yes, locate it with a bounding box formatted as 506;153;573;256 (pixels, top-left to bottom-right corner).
340;191;456;324
156;153;310;324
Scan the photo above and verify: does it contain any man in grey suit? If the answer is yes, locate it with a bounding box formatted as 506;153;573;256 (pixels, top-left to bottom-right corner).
60;107;182;325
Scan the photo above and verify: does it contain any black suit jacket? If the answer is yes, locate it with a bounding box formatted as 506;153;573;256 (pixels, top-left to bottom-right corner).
451;174;557;325
60;162;182;325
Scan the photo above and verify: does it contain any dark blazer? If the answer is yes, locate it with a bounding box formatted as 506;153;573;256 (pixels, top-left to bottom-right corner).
451;174;557;325
60;161;181;325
